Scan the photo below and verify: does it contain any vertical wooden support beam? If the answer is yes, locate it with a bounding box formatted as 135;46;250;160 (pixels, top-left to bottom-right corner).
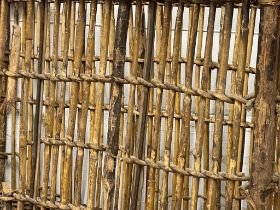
250;4;279;209
103;1;130;209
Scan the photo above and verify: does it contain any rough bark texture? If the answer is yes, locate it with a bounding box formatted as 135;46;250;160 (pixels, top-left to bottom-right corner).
250;5;279;209
103;1;131;209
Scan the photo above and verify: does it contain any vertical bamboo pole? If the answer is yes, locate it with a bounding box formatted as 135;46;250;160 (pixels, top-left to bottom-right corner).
86;1;112;209
145;3;172;210
0;0;8;185
177;3;199;210
206;2;234;209
48;1;61;207
5;24;21;191
234;7;256;210
121;1;142;209
226;1;250;209
103;1;130;209
32;2;46;210
18;1;34;210
61;0;85;206
170;5;184;209
130;11;146;210
250;4;279;209
153;5;163;209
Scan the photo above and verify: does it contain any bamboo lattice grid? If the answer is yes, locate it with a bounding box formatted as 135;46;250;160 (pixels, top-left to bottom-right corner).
0;0;280;209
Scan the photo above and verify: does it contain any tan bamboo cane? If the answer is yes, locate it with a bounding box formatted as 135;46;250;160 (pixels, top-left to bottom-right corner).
120;1;142;209
18;1;34;210
96;7;115;208
47;1;61;207
234;5;256;210
86;1;112;209
145;3;172;210
170;5;184;210
182;6;194;210
153;5;163;210
226;1;249;208
73;0;96;207
129;9;150;210
5;24;21;190
103;1;131;209
250;4;279;208
225;6;242;209
61;0;85;206
32;2;46;209
206;1;234;209
0;0;8;184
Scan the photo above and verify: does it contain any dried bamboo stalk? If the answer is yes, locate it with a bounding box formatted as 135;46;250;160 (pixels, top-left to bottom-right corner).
153;5;163;210
6;24;21;191
61;0;85;206
73;1;96;207
179;4;199;210
120;1;142;209
86;0;112;209
226;2;249;208
250;4;279;208
145;3;172;210
206;2;234;209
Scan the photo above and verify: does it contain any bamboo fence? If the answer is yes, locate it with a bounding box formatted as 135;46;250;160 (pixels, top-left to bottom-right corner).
0;0;279;209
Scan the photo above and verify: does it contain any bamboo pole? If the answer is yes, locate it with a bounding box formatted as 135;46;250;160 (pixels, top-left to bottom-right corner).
153;5;163;210
103;1;131;209
226;1;250;209
250;4;279;209
120;1;142;209
18;1;34;210
145;3;172;210
206;2;234;209
86;0;112;209
0;0;8;185
180;4;200;209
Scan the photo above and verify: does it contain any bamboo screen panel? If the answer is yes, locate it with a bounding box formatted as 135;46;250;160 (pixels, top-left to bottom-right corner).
0;0;280;209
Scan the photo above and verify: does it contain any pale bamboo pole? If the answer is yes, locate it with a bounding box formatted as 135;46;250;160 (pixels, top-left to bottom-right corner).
103;1;130;209
234;5;256;210
182;7;194;209
61;0;85;206
55;0;71;201
250;5;279;208
40;1;52;208
206;2;234;209
17;1;34;210
120;2;142;209
48;1;61;207
0;0;8;185
145;3;172;210
73;0;96;207
5;24;21;191
153;5;163;209
86;1;112;209
32;2;46;209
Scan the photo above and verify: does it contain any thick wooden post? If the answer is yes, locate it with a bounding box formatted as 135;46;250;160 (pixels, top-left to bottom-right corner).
250;3;279;209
